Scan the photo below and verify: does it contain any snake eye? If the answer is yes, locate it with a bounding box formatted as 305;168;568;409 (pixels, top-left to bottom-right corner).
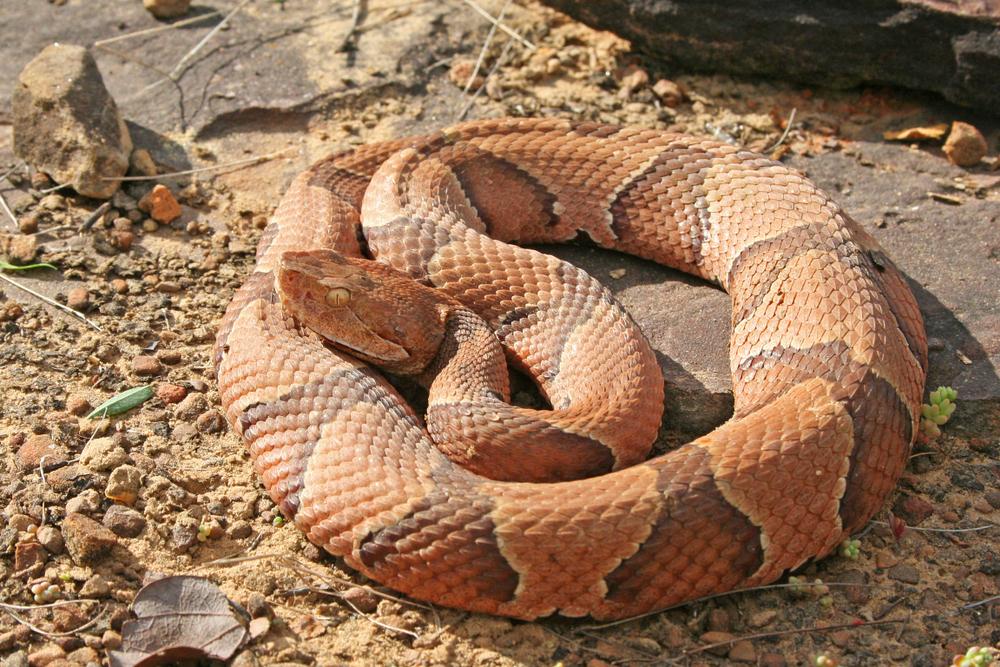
325;288;351;307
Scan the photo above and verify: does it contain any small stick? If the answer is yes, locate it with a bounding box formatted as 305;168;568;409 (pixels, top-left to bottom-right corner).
94;11;222;47
168;0;254;80
337;0;363;52
102;147;295;181
462;0;512;96
461;0;535;50
765;108;797;153
0;189;15;225
456;35;514;121
80;201;112;231
0;272;103;331
38;182;73;195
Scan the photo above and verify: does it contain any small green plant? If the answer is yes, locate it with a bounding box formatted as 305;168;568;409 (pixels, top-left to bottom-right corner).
953;646;999;667
273;515;285;527
30;581;61;604
840;539;861;559
921;386;957;437
197;524;212;542
813;654;840;667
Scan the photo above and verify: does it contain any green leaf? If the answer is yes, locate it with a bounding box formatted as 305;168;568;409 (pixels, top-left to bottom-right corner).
86;385;154;419
0;259;57;271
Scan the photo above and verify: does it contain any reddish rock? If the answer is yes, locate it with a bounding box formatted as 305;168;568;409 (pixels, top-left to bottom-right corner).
61;513;118;565
196;410;226;434
110;278;129;294
15;541;48;575
699;631;735;656
892;495;934;526
138;184;181;223
111;229;134;251
728;640;756;663
156;383;187;403
342;586;379;614
17;435;69;470
132;355;163;376
65;395;92;416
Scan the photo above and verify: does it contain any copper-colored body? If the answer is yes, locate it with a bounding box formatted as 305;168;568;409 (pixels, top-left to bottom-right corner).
215;118;927;620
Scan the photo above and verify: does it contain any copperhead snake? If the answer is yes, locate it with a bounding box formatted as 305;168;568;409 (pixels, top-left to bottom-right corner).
214;118;927;620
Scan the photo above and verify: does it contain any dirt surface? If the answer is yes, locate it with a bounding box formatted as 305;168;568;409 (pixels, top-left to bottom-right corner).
1;2;999;666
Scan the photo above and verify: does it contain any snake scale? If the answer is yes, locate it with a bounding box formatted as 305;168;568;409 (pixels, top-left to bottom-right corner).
214;118;927;620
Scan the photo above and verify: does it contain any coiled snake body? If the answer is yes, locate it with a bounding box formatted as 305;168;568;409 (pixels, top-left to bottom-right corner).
215;118;927;620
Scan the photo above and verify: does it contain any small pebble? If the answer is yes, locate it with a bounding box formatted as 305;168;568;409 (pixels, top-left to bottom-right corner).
65;489;102;515
143;0;191;18
196;410;226;434
128;149;158;177
132;355;163;376
19;213;40;234
156;383;187;403
36;526;64;554
101;631;122;651
156;349;183;365
156;281;182;293
105;465;142;504
38;194;66;211
111;230;134;251
943;121;988;167
26;645;65;667
79;575;111;599
66;288;90;312
61;513;119;566
65;395;92;416
138;184;181;223
110;278;128;294
652;78;684;106
142;219;158;232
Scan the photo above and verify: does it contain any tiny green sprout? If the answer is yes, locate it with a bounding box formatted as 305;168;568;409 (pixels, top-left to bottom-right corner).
840;539;861;559
953;646;999;667
810;579;829;597
814;654;839;667
787;575;808;598
197;524;211;542
59;573;72;582
820;596;834;608
272;516;285;527
921;386;958;438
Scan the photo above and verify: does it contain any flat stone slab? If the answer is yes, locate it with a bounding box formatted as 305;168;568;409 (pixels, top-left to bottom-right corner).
540;0;1000;113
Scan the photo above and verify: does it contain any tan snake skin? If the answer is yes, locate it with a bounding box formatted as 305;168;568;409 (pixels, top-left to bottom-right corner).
214;118;927;620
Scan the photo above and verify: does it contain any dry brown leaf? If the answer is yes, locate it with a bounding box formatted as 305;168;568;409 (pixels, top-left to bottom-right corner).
883;124;950;142
106;576;248;667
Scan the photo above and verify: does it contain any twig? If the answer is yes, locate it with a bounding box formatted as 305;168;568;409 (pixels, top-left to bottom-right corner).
681;617;905;659
168;0;254;81
0;162;23;185
462;0;512;96
0;271;103;331
959;594;1000;611
80;201;112;232
94;11;222;47
103;147;295;181
337;0;363;52
461;0;535;50
38;182;73;195
1;602;106;638
0;189;15;226
581;581;888;631
764;108;797;153
456;35;514;121
872;520;998;534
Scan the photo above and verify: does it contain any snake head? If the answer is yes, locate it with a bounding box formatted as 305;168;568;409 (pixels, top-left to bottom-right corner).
275;250;448;375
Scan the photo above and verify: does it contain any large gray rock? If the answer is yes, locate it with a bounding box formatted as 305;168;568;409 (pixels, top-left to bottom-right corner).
540;0;1000;113
13;43;132;199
